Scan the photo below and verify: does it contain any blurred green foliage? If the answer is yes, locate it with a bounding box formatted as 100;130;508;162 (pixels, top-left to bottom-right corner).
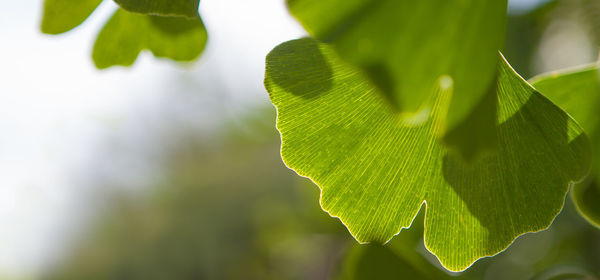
45;110;351;280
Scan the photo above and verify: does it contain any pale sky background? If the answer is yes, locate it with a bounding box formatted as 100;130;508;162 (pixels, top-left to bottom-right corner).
0;0;578;278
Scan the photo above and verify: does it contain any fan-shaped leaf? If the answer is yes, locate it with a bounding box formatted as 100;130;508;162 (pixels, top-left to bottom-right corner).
265;38;590;271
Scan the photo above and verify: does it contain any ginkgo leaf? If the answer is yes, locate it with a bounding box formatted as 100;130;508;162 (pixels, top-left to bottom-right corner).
41;0;102;34
265;38;590;271
114;0;200;18
530;65;600;228
286;0;507;134
93;8;207;69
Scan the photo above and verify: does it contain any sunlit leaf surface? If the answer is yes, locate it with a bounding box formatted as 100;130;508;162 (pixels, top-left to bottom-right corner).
287;0;507;133
114;0;200;18
531;65;600;228
41;0;102;34
265;38;590;271
93;9;207;69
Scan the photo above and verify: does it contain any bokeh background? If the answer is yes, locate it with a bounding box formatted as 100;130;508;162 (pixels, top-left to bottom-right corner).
1;0;599;279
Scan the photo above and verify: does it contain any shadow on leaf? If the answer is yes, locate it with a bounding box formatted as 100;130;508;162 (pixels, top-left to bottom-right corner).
442;92;590;247
265;38;333;99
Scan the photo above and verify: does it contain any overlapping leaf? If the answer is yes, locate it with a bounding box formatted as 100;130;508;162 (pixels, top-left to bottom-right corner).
265;38;590;271
287;0;506;134
338;245;448;280
338;210;455;280
40;0;206;68
531;65;600;228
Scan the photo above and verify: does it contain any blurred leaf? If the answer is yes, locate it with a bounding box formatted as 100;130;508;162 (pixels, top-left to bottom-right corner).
41;0;102;34
571;181;600;229
342;210;460;280
265;38;590;271
114;0;200;18
531;65;600;228
93;9;207;69
286;0;507;134
337;245;450;280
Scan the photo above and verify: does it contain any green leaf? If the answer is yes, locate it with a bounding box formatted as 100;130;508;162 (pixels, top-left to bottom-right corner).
114;0;200;18
286;0;507;133
93;9;207;69
41;0;102;34
530;65;600;228
265;38;590;271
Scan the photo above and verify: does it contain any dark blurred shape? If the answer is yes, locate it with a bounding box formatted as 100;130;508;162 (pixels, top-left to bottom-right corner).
338;245;437;280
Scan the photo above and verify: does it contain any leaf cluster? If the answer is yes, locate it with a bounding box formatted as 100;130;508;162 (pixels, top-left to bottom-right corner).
41;0;207;68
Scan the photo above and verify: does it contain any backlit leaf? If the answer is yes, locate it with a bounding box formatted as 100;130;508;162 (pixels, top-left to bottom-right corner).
265;38;590;271
93;9;207;69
